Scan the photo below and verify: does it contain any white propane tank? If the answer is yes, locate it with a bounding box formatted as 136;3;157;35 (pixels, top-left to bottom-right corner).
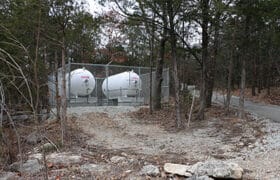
102;70;141;99
59;68;96;97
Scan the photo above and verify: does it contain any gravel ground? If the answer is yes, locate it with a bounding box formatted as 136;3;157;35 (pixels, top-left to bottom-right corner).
67;106;141;117
232;113;280;179
66;105;280;179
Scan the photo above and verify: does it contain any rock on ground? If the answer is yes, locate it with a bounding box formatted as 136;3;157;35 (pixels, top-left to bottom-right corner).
26;132;42;145
139;164;160;177
187;175;214;180
28;153;43;160
163;161;243;179
0;172;18;180
46;152;82;165
20;159;44;174
9;159;44;174
110;156;126;164
80;163;110;173
41;143;57;153
163;163;192;177
192;161;243;179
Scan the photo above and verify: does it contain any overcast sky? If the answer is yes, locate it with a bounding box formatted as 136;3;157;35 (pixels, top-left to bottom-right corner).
86;0;114;17
84;0;123;47
84;0;201;46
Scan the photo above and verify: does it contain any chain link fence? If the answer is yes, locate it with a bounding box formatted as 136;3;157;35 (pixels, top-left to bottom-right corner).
48;63;169;106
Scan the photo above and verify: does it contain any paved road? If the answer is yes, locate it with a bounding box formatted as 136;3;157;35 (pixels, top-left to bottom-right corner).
213;93;280;122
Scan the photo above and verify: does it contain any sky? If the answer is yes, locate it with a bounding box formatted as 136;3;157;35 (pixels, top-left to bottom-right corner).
86;0;114;17
84;0;201;46
84;0;123;47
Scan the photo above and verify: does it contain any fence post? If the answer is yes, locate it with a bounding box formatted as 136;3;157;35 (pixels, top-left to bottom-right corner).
105;61;113;105
106;65;109;105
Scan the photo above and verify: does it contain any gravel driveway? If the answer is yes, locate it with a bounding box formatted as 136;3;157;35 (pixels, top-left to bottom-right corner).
66;105;280;179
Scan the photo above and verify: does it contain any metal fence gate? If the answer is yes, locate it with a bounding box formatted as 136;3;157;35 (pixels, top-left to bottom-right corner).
48;63;169;106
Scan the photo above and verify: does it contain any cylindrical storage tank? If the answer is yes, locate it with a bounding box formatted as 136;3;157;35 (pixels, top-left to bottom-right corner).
102;70;141;99
59;68;96;97
68;68;96;97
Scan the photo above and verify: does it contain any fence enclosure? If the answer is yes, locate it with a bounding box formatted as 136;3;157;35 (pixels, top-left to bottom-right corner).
48;63;169;106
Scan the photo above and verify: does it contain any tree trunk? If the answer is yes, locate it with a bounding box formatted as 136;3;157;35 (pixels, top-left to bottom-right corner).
33;4;41;124
206;8;220;108
239;7;250;119
197;0;210;120
226;20;236;115
267;79;271;95
153;4;168;111
205;63;214;108
258;63;263;93
60;36;67;145
171;37;182;128
252;58;257;96
252;84;256;96
0;81;4;128
138;2;155;113
54;51;60;120
153;36;166;110
226;49;233;115
239;59;246;119
167;1;183;129
149;50;153;114
148;14;156;114
267;63;271;96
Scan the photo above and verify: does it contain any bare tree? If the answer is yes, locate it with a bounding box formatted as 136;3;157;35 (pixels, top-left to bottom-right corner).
226;46;234;115
48;0;80;144
60;35;67;145
153;4;168;111
197;0;210;120
54;51;61;120
225;19;236;115
239;57;246;119
0;40;35;121
138;1;156;114
167;0;184;128
238;3;251;119
0;81;4;127
33;1;42;124
0;46;35;169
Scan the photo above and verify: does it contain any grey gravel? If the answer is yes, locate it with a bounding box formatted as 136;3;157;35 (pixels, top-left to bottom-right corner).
50;105;280;179
67;106;141;118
